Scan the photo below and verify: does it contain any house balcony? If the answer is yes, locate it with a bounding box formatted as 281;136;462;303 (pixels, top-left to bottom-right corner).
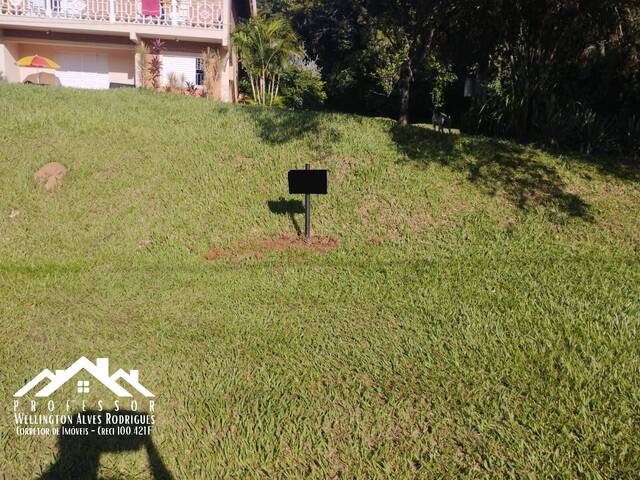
0;0;228;44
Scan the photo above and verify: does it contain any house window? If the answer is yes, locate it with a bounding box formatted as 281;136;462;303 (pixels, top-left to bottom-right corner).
77;380;90;393
195;58;204;86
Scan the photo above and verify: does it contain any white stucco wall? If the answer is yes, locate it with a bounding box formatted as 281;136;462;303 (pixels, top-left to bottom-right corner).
0;38;20;83
14;43;134;85
161;52;197;86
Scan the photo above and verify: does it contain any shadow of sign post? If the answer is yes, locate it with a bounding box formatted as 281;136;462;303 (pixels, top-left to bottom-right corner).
267;198;306;236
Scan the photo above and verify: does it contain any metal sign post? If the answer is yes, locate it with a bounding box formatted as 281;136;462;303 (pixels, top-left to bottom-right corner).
304;164;311;242
288;165;329;242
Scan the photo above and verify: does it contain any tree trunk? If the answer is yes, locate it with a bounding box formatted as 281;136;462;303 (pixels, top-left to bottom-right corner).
397;27;434;126
398;61;412;126
249;74;257;104
273;75;281;105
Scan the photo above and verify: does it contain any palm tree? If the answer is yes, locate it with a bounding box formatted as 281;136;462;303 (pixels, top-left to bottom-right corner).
232;15;303;106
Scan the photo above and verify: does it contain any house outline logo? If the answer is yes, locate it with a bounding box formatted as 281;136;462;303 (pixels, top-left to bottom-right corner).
14;357;154;398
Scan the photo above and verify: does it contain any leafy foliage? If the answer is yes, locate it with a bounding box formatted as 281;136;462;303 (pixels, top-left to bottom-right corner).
279;57;326;109
460;2;640;156
428;54;456;110
148;39;166;90
232;15;304;106
166;72;185;93
260;0;640;156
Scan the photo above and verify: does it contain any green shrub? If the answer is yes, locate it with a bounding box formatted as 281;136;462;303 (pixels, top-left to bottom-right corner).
280;58;327;110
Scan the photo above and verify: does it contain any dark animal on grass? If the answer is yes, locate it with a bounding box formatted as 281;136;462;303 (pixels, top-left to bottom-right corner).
432;111;452;134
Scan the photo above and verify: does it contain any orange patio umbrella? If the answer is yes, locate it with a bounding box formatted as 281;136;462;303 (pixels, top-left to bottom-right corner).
16;55;60;69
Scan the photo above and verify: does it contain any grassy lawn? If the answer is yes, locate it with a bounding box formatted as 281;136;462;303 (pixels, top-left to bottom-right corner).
0;84;639;478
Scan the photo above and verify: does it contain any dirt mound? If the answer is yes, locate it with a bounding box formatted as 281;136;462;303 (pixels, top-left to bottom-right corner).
205;235;338;262
34;162;67;191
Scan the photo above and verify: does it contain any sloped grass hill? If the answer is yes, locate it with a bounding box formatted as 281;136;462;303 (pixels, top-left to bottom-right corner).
0;85;639;478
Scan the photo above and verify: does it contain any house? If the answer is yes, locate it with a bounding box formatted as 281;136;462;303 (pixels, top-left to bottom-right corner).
14;357;155;397
0;0;256;100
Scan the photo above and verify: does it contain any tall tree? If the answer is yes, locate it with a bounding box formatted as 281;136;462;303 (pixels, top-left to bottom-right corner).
363;0;445;125
257;0;640;154
286;0;455;125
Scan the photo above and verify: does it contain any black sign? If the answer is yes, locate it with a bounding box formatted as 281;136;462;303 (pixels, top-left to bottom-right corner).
288;169;328;195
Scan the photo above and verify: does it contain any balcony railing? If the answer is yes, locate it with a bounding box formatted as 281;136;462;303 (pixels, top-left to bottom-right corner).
0;0;224;30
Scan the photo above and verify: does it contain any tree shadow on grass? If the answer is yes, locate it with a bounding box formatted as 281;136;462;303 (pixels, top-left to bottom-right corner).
391;125;593;220
547;147;640;183
247;107;341;152
267;197;305;236
38;410;173;480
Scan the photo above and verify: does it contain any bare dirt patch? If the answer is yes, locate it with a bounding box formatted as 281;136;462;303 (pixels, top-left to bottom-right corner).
96;168;116;180
205;235;339;262
204;248;226;261
34;162;67;191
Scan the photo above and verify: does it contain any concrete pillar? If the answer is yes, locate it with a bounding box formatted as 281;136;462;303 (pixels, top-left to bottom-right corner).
134;50;142;87
0;32;8;83
0;33;20;84
130;32;143;87
219;47;230;102
230;47;238;102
